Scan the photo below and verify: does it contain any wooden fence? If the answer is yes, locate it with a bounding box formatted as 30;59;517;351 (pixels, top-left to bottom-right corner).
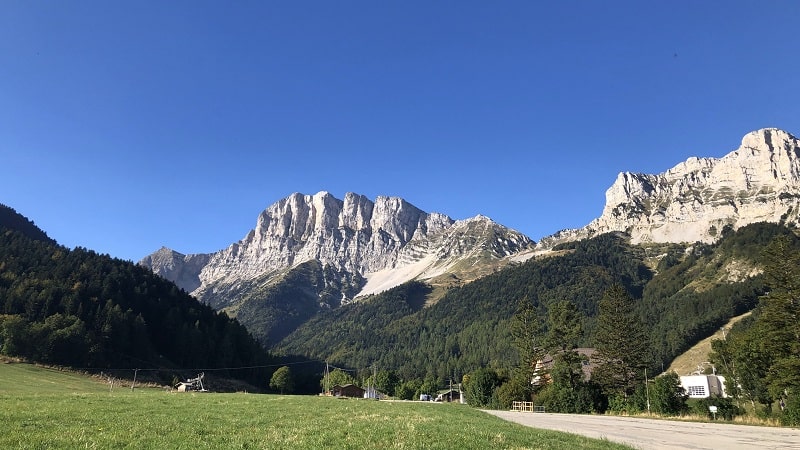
511;401;545;413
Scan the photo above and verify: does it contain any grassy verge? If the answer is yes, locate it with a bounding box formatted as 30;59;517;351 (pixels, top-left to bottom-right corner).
0;363;631;449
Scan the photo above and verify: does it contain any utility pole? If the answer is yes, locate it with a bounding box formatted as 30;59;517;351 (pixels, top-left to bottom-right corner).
131;369;138;392
324;361;330;395
447;377;451;402
645;368;651;416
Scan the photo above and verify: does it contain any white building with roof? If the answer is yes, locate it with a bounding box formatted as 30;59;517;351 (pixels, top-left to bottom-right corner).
679;375;727;398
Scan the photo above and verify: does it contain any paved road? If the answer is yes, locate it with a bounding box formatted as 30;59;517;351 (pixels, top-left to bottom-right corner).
484;410;800;450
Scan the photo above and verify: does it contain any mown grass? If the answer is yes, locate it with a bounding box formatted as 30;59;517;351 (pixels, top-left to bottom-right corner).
0;363;632;449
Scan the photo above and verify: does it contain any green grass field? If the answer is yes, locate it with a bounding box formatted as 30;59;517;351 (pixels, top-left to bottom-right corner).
0;362;631;449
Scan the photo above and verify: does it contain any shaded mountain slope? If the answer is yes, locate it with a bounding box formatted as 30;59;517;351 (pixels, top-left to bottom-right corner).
0;206;271;386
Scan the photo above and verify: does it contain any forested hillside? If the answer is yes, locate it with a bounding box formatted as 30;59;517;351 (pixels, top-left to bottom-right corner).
219;260;365;346
277;225;785;382
0;204;55;244
710;230;800;425
0;205;272;386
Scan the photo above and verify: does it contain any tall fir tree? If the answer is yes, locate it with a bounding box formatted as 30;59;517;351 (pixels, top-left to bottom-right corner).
591;284;649;398
545;300;583;354
510;296;545;383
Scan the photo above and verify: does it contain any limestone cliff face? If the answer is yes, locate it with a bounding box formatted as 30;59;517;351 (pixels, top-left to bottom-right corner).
141;192;535;303
138;247;210;293
539;128;800;248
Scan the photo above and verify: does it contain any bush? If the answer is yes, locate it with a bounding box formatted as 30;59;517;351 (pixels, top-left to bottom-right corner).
395;379;421;400
650;372;688;416
781;396;800;426
536;381;605;414
689;397;740;420
494;373;531;410
464;367;500;408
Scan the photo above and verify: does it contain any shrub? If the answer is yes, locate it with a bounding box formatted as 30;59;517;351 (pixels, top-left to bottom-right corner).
781;395;800;426
650;372;688;416
494;373;531;410
689;397;740;420
464;367;500;408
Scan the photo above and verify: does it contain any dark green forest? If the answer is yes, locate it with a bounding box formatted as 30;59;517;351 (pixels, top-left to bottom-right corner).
277;224;787;385
0;204;272;387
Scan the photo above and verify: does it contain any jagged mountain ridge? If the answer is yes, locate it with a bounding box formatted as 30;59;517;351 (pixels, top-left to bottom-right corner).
538;128;800;249
142;191;535;306
140;128;800;348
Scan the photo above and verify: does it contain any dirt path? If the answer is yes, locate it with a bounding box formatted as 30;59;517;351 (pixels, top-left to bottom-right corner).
484;410;800;450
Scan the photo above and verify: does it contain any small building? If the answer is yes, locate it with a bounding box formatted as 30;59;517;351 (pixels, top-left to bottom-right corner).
330;384;365;398
435;389;462;403
680;375;727;399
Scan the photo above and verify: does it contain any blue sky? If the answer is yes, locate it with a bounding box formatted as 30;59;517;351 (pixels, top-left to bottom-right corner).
2;1;799;262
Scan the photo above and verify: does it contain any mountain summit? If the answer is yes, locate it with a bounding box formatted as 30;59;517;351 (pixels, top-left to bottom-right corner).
539;128;800;248
141;192;535;343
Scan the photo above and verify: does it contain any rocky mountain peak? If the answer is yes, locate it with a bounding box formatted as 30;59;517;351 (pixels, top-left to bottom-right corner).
139;247;210;293
539;128;800;248
142;192;535;303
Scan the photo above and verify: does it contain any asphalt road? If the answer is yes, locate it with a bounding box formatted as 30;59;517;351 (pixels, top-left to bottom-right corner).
484;410;800;450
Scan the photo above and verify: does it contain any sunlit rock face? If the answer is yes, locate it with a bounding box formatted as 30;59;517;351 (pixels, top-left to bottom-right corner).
539;128;800;249
141;192;535;302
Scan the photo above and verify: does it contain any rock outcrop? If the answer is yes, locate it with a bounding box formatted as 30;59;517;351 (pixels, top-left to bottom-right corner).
141;192;535;304
539;128;800;248
138;247;210;293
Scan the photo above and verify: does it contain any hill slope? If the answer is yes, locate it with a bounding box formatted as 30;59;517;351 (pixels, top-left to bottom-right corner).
0;205;271;386
277;224;786;379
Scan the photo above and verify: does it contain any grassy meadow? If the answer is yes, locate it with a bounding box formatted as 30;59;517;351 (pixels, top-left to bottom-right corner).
0;362;631;449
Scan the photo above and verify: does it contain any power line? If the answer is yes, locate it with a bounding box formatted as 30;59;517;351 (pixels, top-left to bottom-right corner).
71;358;328;373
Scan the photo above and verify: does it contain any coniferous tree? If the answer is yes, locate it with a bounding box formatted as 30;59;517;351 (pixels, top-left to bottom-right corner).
0;211;272;387
759;235;800;402
545;300;582;354
464;367;500;408
510;296;545;383
591;284;649;398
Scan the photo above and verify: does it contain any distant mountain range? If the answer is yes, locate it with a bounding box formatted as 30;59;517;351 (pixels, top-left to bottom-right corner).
140;128;800;347
3;128;798;386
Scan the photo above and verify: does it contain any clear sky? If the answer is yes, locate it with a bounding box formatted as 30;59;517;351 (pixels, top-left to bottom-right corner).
2;1;799;262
